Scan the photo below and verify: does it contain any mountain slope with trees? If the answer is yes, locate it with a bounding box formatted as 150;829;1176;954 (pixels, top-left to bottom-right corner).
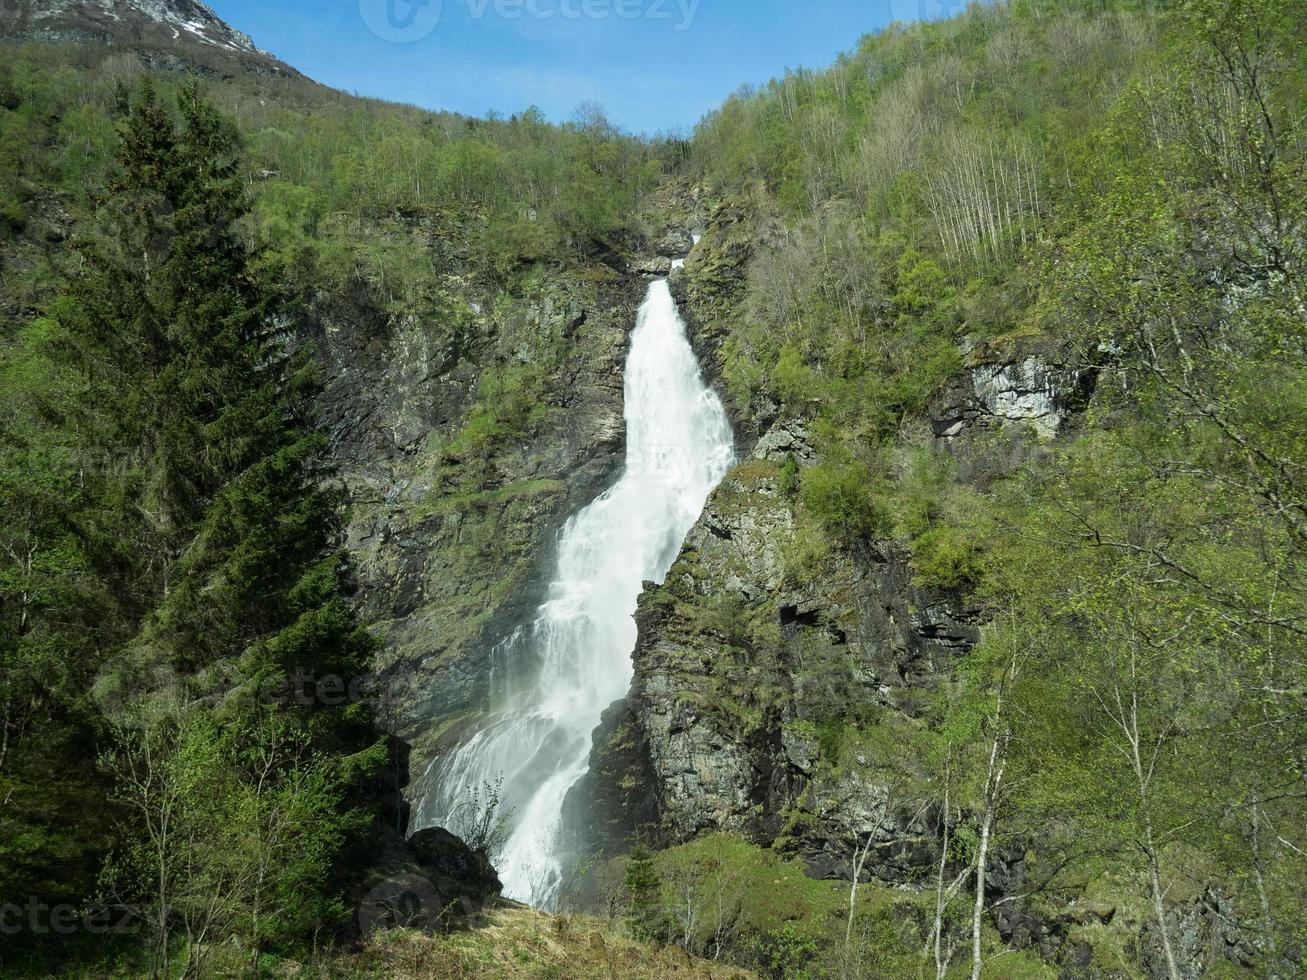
0;1;691;974
576;0;1306;976
0;0;1304;978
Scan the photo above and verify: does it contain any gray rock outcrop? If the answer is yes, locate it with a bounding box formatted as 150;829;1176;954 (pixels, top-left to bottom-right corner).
571;454;979;882
302;211;648;799
928;342;1098;484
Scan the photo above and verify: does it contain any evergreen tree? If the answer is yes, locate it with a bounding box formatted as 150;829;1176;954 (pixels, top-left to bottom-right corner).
1;78;384;968
625;844;670;943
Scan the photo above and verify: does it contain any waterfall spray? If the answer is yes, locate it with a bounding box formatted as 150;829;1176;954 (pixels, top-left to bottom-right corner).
418;278;734;907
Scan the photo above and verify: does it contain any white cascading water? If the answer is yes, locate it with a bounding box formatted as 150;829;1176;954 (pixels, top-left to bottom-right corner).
418;275;734;907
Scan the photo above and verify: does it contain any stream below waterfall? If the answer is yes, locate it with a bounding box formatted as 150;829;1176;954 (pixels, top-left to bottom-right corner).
416;274;734;908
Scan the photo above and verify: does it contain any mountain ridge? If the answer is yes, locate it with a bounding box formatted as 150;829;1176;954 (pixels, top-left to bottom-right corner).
0;0;297;76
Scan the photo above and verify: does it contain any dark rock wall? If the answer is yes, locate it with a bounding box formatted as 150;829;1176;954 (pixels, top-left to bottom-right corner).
570;450;980;883
306;241;648;801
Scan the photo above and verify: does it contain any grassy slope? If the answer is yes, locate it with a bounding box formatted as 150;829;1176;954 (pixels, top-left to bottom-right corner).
297;908;755;980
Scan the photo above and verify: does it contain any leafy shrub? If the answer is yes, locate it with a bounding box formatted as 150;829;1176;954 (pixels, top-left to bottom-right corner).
771;344;823;410
778;453;801;497
799;461;892;545
814;718;844;765
910;524;983;590
0;197;24;235
754;923;820;980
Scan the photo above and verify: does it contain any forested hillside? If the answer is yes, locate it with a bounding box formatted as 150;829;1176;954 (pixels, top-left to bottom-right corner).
585;0;1307;977
0;25;673;976
578;0;1306;976
0;0;1304;977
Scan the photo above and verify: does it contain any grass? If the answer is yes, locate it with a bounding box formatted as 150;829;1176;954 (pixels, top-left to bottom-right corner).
655;833;850;941
301;907;756;979
414;478;566;522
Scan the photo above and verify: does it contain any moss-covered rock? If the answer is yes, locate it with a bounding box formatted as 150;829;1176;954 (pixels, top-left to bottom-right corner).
574;419;980;883
310;231;648;799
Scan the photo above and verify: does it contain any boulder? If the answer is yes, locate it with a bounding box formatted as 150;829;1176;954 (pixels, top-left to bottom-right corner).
354;827;503;936
655;228;694;256
632;255;674;276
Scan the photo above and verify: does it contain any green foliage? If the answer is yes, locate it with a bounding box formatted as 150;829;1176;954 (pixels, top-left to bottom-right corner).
891;435;988;589
923;3;1307;970
3;0;1306;975
0;40;663;347
624;845;671;943
813;718;845;765
653;834;845;944
641;833;948;975
777;453;800;497
781;514;833;587
798;460;891;545
770;344;821;409
690;1;1306;975
753;923;820;980
100;713;357;975
909;525;983;590
446;361;550;463
0;79;386;971
687;0;1153;472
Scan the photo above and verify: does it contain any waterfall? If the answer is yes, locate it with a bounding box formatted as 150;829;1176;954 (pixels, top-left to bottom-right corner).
417;277;734;907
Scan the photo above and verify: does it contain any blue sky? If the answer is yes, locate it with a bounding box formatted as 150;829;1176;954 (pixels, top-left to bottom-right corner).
205;0;937;134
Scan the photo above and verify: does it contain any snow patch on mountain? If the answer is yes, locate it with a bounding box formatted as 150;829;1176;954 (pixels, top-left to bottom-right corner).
6;0;269;56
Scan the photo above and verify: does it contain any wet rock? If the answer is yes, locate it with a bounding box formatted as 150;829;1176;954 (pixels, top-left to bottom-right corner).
562;698;663;858
632;255;674;276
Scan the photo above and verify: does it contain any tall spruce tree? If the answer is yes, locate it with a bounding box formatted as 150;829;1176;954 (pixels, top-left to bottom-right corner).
1;78;384;969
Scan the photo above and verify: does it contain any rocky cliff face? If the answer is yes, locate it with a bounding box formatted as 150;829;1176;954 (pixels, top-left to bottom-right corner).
279;180;1243;977
569;440;979;882
670;194;768;446
307;207;713;814
306;188;1103;931
0;0;296;76
928;339;1099;485
315;281;634;799
572;200;1100;888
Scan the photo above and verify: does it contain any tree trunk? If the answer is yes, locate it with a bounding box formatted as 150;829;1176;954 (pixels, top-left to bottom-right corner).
1145;823;1182;980
934;751;956;980
970;807;993;980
